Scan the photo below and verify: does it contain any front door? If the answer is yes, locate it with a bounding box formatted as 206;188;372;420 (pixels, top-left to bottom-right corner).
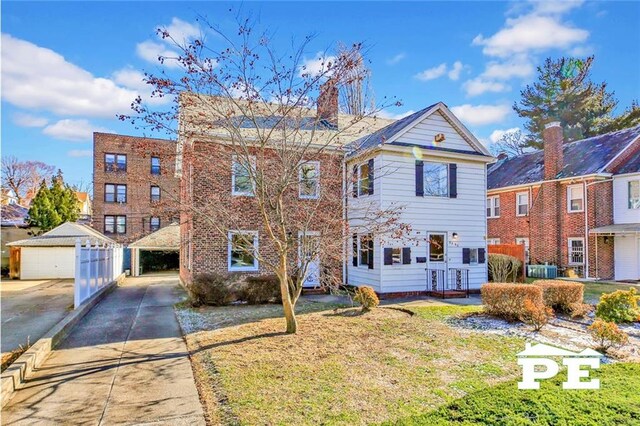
427;232;448;290
299;233;320;288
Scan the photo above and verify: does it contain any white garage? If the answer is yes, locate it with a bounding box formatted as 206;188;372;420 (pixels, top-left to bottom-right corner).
7;222;116;280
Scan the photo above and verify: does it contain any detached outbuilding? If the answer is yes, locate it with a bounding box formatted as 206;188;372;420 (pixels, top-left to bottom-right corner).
129;222;180;276
7;222;116;280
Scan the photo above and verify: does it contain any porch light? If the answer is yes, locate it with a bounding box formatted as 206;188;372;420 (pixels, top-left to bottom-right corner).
452;233;459;240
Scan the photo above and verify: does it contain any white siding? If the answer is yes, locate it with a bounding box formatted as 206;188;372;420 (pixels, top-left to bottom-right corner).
613;173;640;224
378;151;488;292
20;247;75;279
393;111;477;153
614;235;640;280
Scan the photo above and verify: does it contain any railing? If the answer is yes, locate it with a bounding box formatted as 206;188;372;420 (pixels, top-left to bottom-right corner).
74;239;124;308
426;268;470;298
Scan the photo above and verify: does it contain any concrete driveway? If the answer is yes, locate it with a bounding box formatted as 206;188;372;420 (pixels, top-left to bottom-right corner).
1;279;74;356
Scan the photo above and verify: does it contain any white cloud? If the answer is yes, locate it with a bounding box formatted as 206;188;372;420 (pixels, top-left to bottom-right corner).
136;40;181;68
42;119;112;141
112;68;171;106
13;113;48;128
299;52;337;78
451;104;511;126
67;149;93;158
415;63;447;81
463;78;510;97
447;61;464;81
531;0;585;15
472;14;589;58
387;53;406;65
482;59;534;80
490;127;521;143
379;109;415;120
2;34;146;118
160;17;200;44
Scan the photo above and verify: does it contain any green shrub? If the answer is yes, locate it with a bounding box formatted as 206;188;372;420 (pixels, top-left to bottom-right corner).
488;254;522;283
520;299;554;331
595;287;640;323
353;286;379;312
481;283;543;321
588;319;629;352
189;273;238;307
241;275;282;305
534;280;584;312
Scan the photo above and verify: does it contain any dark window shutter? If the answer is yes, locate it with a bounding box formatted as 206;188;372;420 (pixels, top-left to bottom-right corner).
449;163;457;198
416;160;424;196
352;166;358;198
462;248;470;264
352;234;358;266
368;158;374;195
402;247;411;264
368;237;374;269
479;248;486;264
383;248;393;265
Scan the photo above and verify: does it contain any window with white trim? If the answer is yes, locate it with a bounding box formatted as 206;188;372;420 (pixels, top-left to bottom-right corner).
567;184;584;212
487;238;501;245
424;162;448;197
359;234;372;267
469;248;479;265
391;247;402;265
515;237;530;264
629;180;640;209
487;195;500;218
150;216;160;232
568;238;585;265
228;231;259;271
232;156;255;196
516;192;529;216
299;161;320;199
357;162;370;197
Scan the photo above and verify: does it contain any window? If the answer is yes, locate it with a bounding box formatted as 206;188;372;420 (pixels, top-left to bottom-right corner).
151;157;161;175
469;248;479;265
232;156;255;196
150;185;161;202
567;184;584;212
568;238;585;265
515;237;530;264
629;180;640;209
104;215;126;234
150;217;160;232
104;184;127;203
487;195;500;218
516;192;529;216
357;162;370;197
391;248;402;265
105;153;126;172
299;162;320;199
487;238;501;245
424;162;448;197
228;231;258;271
429;234;445;262
359;234;372;267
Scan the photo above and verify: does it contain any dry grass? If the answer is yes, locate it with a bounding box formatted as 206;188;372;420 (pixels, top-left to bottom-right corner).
177;303;523;425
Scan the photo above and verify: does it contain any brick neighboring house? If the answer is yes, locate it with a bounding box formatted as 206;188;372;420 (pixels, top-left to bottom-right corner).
487;123;640;279
92;133;180;268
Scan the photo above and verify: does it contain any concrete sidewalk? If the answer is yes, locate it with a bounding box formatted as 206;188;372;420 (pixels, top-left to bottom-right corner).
1;279;74;356
2;274;205;425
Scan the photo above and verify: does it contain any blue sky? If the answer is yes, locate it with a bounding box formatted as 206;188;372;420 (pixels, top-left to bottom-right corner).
2;1;639;187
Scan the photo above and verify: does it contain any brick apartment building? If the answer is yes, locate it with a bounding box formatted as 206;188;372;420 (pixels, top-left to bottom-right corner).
92;133;180;267
487;123;640;279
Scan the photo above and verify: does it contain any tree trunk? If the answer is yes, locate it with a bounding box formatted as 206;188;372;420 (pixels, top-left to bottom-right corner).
279;255;298;334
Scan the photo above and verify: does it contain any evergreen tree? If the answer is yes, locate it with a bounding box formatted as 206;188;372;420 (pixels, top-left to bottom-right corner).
28;171;79;232
596;100;640;134
514;56;618;149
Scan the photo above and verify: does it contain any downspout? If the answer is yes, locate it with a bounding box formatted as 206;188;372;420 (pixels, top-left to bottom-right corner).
342;156;347;286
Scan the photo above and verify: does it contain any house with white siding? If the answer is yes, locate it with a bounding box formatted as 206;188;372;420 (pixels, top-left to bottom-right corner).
345;103;494;295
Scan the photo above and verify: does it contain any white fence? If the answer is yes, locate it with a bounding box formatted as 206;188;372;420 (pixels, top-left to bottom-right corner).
74;239;124;308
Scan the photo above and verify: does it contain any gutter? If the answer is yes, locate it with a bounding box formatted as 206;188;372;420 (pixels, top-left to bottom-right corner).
487;173;612;194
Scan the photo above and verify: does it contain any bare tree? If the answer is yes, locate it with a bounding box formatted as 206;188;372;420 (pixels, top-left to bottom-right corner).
1;156;55;205
336;43;373;117
121;16;404;333
489;129;527;158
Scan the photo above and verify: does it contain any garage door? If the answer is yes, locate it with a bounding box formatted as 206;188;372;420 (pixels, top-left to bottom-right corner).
20;247;75;279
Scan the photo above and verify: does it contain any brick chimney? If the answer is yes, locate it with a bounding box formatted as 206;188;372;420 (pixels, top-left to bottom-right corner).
317;79;338;128
543;121;564;180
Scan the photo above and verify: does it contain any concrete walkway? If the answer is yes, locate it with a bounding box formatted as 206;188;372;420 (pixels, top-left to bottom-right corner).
1;279;74;356
2;274;205;425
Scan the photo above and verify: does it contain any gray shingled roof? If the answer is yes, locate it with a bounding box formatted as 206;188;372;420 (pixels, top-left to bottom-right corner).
1;204;29;227
488;125;640;190
614;144;640;175
345;104;438;155
129;222;179;249
7;222;115;247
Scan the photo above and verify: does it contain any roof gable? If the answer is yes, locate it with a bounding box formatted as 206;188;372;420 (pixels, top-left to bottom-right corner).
7;222;115;247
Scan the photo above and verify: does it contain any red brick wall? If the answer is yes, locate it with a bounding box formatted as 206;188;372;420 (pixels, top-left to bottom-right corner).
92;133;180;245
179;138;344;286
487;179;615;279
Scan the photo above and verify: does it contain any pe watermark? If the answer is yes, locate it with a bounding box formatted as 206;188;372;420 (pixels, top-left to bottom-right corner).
517;343;602;390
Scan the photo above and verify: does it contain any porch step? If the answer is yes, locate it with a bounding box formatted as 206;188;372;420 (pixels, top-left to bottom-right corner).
427;290;468;299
